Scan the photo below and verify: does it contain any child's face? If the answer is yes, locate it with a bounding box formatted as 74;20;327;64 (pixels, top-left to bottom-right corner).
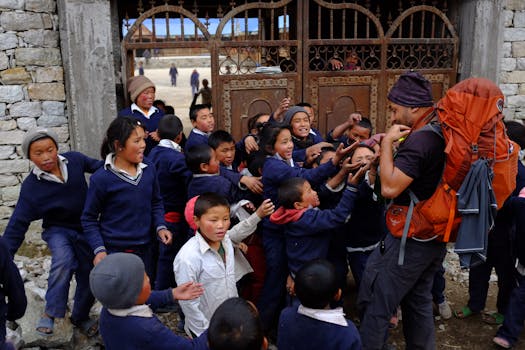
135;273;152;305
274;129;294;160
203;150;220;174
313;150;336;168
345;125;371;144
29;138;59;173
118;127;146;165
192;108;215;133
195;205;231;245
297;181;320;208
290;112;311;139
351;146;375;165
136;87;155;110
215;141;236;167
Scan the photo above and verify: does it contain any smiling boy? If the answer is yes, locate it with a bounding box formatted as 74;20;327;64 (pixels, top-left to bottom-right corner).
185;104;215;151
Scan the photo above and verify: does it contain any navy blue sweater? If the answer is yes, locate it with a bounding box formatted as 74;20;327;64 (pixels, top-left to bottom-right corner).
292;128;325;163
271;184;360;275
278;305;361;350
188;174;247;204
185;129;209;151
118;107;165;156
3;152;102;255
0;237;27;350
81;160;166;253
147;145;192;214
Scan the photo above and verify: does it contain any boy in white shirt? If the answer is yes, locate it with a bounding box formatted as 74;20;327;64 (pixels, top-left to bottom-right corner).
174;193;274;337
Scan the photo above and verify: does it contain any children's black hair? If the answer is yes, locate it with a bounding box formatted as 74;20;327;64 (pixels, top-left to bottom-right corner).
185;144;213;174
202;78;209;87
153;99;166;108
247;151;266;177
296;102;312;109
158;114;183;140
313;146;337;167
258;124;291;156
349;143;376;161
189;104;209;121
164;105;175;114
194;192;230;218
247;113;269;134
209;130;235;150
295;259;339;309
354;117;373;135
278;177;308;209
208;297;264;350
100;116;146;159
504;120;525;149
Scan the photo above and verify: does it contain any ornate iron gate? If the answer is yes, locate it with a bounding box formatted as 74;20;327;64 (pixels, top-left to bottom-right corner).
120;0;458;140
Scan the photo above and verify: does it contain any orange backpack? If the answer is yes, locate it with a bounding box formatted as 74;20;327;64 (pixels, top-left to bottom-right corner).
386;78;519;250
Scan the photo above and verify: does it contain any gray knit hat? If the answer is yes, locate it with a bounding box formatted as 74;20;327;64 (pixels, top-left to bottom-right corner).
89;253;145;309
127;75;155;102
281;106;308;126
21;127;59;158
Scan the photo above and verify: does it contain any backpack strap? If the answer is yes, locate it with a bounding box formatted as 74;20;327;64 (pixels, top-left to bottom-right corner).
398;190;419;265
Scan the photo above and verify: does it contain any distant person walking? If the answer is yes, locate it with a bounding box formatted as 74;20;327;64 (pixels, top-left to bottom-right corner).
196;78;212;107
143;49;151;65
169;64;178;87
190;69;200;95
138;61;144;76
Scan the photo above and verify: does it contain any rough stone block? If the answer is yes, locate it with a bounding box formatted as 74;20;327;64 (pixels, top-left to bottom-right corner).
503;107;516;119
0;160;29;173
25;0;55;12
506;0;525;11
0;0;24;10
0;120;17;131
503;42;512;58
0;86;24;103
0;104;5;117
0;33;18;51
52;125;69;142
2;185;20;201
0;129;24;144
35;66;63;82
501;57;517;71
504;10;514;27
41;101;64;115
15;48;61;67
16;117;37;131
500;83;519;95
28;83;65;101
518;58;525;70
504;28;525;42
0;68;32;84
0;206;13;220
37;115;67;127
501;71;525;83
513;42;525;57
0;52;8;71
0;12;52;31
519;84;525;95
515;11;525;27
0;175;19;187
9;102;41;118
0;146;15;160
507;94;525;107
18;30;58;48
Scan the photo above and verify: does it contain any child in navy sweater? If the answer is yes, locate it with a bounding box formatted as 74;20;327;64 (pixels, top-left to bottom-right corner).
90;252;207;350
3;127;101;336
278;259;361;350
327;113;372;147
81;117;172;277
185;104;214;151
147;115;193;290
0;236;26;350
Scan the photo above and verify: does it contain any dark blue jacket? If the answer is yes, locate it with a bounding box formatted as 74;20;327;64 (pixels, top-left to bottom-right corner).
99;290;208;350
3;152;102;255
147;145;192;214
185;130;209;151
292;128;325;163
278;305;361;350
271;184;360;275
81;160;166;253
188;174;246;204
0;237;27;350
118;107;165;156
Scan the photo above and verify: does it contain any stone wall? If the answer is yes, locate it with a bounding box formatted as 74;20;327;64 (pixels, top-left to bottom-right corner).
501;0;525;120
0;0;67;230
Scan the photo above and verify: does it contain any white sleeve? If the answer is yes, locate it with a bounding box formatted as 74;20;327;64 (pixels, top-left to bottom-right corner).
227;212;261;242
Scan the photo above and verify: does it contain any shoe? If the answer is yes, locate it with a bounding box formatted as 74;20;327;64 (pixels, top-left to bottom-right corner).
482;312;504;325
493;336;511;349
438;301;452;320
36;315;54;336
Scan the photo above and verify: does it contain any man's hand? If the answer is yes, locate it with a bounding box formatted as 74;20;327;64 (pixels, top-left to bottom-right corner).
240;176;263;194
383;124;411;144
158;229;173;245
172;281;204;301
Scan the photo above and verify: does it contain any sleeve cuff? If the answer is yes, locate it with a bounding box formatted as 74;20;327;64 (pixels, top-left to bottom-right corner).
94;246;106;255
156;225;168;233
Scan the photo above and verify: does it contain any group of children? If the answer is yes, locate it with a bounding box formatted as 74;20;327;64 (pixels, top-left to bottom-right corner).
2;73;525;350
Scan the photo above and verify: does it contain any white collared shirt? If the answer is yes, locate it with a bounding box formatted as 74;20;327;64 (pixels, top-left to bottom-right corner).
158;139;182;152
131;103;158;119
297;305;348;327
272;152;295;167
104;153;147;181
174;212;261;337
191;128;210;136
33;155;69;184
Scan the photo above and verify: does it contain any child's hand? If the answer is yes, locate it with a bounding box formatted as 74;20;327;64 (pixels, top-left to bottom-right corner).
93;251;107;266
347;112;362;126
149;130;160;142
237;242;249;254
255;198;275;218
244;135;259;154
158;229;173;245
172;281;204;301
286;275;295;296
348;162;370;185
304;142;333;165
240;176;263;194
340;157;364;175
332;141;359;166
274;97;291;122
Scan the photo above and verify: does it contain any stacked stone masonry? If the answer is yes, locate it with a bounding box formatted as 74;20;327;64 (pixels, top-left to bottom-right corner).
0;0;68;230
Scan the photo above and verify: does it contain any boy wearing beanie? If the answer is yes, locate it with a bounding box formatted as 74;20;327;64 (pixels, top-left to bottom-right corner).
90;253;207;350
119;75;165;155
3;127;102;337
